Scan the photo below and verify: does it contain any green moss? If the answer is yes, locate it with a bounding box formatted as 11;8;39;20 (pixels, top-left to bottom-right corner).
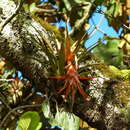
32;16;64;43
109;65;130;80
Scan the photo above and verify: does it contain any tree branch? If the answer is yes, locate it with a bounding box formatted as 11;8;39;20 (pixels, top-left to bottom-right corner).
0;104;41;128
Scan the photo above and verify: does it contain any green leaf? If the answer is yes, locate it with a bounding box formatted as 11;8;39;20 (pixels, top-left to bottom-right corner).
18;111;42;130
29;3;37;14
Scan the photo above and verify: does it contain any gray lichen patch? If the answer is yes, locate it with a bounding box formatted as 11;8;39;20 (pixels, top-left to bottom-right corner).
0;0;16;16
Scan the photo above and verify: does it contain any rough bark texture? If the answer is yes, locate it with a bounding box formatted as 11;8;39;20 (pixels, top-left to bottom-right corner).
0;0;130;130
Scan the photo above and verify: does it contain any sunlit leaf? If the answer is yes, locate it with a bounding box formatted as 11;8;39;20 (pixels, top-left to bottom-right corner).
119;33;130;56
42;100;80;130
0;61;5;74
18;111;42;130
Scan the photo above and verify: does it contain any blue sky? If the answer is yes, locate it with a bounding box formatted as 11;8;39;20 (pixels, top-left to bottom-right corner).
85;10;122;48
41;1;123;50
55;7;122;50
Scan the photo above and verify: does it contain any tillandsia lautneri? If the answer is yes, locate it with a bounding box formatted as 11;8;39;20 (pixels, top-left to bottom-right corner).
48;22;95;103
28;17;95;103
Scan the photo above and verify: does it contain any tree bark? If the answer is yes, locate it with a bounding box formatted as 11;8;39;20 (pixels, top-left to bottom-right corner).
0;0;130;129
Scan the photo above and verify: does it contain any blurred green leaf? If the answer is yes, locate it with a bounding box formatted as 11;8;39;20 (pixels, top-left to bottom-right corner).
93;39;124;67
18;111;42;130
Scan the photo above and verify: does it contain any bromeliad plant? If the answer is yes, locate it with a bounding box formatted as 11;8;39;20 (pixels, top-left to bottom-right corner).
28;18;95;102
48;30;95;102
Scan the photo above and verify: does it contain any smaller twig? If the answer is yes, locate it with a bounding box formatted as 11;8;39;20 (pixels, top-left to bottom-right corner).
0;92;12;111
87;40;101;51
23;89;35;102
94;26;107;35
122;24;130;31
0;79;15;82
123;55;130;58
0;0;24;32
36;9;64;15
88;9;106;38
0;104;41;128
